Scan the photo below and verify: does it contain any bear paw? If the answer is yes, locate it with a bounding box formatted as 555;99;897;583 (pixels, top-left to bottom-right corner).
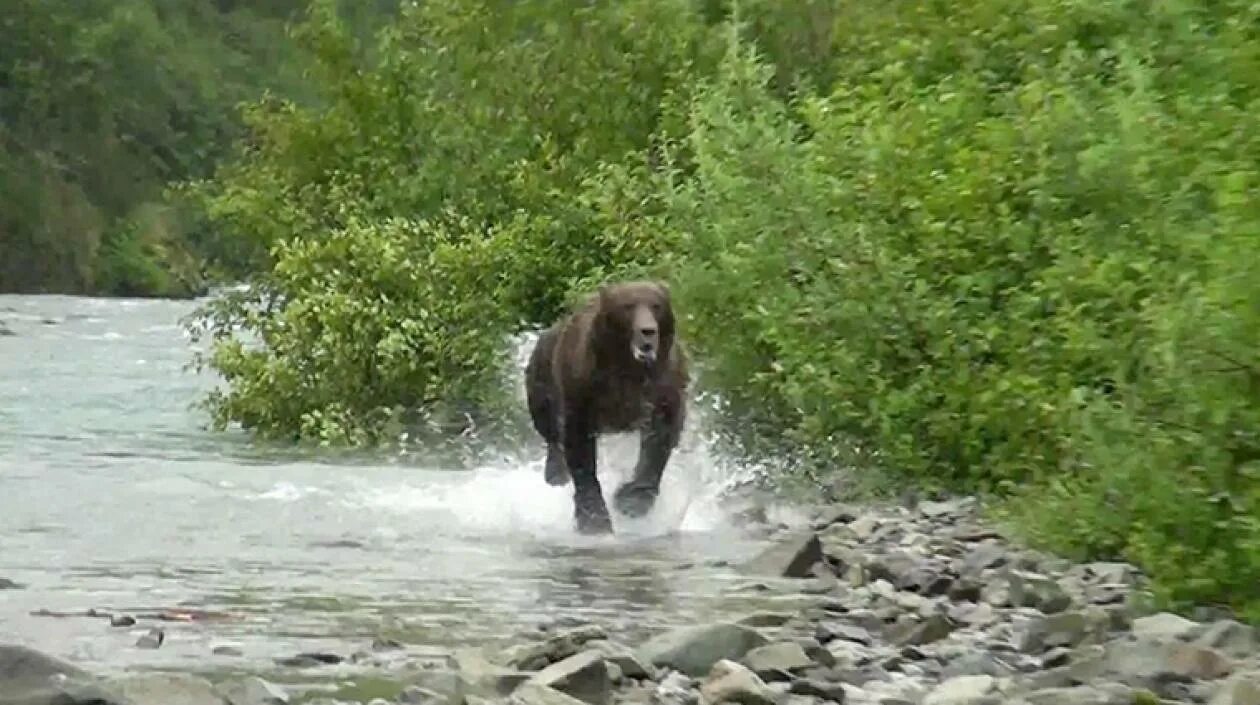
613;483;659;518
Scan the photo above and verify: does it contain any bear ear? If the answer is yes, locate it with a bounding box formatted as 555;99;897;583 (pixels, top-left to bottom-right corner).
654;280;672;300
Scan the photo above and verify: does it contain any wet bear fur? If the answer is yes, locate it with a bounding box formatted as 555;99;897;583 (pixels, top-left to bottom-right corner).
524;280;689;535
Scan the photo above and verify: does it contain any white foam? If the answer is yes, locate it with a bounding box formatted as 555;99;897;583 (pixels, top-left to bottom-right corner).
240;332;794;542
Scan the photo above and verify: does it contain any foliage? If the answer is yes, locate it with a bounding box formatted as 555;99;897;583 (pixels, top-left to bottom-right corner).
0;0;392;296
183;0;721;442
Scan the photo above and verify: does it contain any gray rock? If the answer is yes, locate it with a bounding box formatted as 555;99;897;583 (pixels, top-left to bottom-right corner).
110;615;136;628
1211;671;1260;705
699;660;777;705
455;648;533;697
890;613;956;646
510;682;590;705
844;516;879;542
135;628;164;649
109;674;226;705
923;675;997;705
506;626;608;671
940;653;1016;679
741;532;826;579
741;642;814;680
1195;620;1258;659
788;678;847;703
1164;643;1234;680
1017;611;1094;653
655;671;698;705
529;651;611;705
962;542;1008;574
638;623;769;677
212;644;244;657
1131;613;1198;642
737;612;795;628
1007;570;1071;614
582;640;650;680
0;643;128;705
815;622;873;646
214;677;289;705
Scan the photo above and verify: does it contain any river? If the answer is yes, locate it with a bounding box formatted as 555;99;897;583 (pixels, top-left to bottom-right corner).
0;294;811;694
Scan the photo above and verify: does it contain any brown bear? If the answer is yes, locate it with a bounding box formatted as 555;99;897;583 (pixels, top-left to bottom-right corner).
524;280;689;535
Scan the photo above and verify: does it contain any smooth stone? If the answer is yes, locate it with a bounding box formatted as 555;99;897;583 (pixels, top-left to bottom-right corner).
529;651;611;705
699;660;777;705
637;623;769;678
740;532;826;579
1131;613;1199;642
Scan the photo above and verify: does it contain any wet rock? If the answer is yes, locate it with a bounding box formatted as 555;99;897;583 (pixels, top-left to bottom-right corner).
275;651;343;667
212;644;244;657
510;682;590;705
507;625;608;670
699;660;777;705
136;627;164;649
456;648;533;697
530;651;611;705
737;612;794;628
637;623;769;677
1006;570;1071;614
788;678;847;702
0;578;22;589
1211;671;1260;705
1131;613;1198;642
109;673;227;705
922;675;998;705
583;640;650;680
373;636;406;651
110;614;136;627
740;532;825;579
654;671;699;705
215;677;289;705
0;644;128;705
741;642;814;680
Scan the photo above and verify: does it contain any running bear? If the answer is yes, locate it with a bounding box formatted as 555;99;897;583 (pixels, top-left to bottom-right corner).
524;280;689;535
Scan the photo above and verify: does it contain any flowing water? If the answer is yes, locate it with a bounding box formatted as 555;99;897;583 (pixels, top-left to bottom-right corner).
0;294;811;689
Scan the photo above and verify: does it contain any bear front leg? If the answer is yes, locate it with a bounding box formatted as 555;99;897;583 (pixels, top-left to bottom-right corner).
562;411;613;535
614;405;681;518
544;443;570;486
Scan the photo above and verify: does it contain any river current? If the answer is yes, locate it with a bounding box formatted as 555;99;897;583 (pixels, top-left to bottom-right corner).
0;294;810;687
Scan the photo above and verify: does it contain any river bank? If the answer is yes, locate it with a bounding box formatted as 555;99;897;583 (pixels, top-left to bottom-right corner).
5;493;1259;705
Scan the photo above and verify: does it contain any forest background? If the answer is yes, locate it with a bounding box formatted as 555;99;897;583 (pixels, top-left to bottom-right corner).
4;0;1259;622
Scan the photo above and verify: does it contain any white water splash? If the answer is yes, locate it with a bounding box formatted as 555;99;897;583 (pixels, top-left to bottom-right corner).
240;332;801;543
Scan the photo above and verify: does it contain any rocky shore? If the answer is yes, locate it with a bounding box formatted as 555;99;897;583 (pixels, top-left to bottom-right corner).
4;496;1258;705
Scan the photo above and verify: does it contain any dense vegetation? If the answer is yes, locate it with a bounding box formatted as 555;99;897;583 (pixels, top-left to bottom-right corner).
0;0;396;296
14;0;1259;622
